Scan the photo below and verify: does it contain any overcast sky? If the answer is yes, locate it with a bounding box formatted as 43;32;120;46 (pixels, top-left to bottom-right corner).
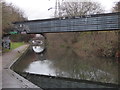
5;0;119;20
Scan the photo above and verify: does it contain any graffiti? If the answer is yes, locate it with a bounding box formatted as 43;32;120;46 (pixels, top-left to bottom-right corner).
2;36;11;49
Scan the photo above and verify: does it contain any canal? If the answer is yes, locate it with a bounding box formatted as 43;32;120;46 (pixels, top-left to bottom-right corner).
12;32;119;88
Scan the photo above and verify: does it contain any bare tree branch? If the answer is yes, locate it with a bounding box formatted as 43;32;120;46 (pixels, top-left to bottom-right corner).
59;1;104;17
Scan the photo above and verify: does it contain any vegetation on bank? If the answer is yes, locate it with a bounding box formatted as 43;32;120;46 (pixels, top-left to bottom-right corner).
46;31;119;58
10;42;25;50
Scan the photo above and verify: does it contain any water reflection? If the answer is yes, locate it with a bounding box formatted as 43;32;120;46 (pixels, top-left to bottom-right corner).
13;46;119;84
13;32;119;85
32;46;44;53
31;34;45;54
25;60;57;76
36;49;47;61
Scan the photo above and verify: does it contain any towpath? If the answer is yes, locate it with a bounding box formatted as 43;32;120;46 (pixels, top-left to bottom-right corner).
1;44;40;89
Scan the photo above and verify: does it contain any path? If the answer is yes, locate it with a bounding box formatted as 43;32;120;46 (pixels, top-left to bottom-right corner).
1;44;40;89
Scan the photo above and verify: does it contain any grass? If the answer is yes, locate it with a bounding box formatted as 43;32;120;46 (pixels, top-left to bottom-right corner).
2;42;25;53
10;42;25;50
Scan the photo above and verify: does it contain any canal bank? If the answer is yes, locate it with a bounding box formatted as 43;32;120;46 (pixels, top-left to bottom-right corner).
2;44;40;89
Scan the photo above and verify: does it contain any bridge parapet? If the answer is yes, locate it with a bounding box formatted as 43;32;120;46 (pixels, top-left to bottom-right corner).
13;12;120;34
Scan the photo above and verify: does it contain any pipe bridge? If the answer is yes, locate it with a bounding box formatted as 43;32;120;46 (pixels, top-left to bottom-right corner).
13;12;120;34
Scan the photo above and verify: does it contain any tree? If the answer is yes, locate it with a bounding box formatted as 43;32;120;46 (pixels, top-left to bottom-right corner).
54;1;104;44
113;1;120;12
1;1;33;43
113;1;120;60
57;1;104;17
2;1;27;34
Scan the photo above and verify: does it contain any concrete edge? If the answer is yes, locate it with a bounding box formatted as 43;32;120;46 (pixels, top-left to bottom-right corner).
8;45;40;88
9;45;30;69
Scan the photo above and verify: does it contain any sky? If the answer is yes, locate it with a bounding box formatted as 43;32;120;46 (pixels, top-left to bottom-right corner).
5;0;120;20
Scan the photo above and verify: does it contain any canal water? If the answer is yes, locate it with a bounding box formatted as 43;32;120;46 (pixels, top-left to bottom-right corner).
13;45;119;85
